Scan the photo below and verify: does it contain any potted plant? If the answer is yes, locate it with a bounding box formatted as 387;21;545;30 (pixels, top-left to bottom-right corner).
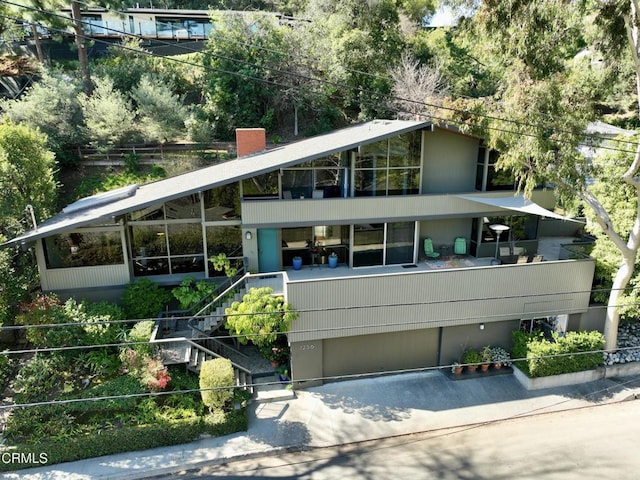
490;346;512;369
462;349;482;372
328;251;338;268
481;346;492;371
451;362;463;375
292;256;302;270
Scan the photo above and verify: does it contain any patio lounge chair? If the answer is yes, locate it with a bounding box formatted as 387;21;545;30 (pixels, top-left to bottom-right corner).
453;237;467;255
424;238;440;259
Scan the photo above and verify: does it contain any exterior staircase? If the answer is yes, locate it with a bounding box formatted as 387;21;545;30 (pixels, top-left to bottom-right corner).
152;270;293;401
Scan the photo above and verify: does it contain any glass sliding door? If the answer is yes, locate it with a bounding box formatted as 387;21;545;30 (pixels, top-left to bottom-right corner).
353;224;384;267
353;222;416;267
386;222;415;265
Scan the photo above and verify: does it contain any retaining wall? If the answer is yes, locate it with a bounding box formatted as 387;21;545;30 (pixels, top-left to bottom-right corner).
513;361;640;390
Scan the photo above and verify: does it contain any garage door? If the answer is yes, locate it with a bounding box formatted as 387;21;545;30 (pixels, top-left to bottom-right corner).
323;328;439;378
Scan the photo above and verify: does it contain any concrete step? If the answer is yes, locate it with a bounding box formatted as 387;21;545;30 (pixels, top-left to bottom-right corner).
253;374;295;403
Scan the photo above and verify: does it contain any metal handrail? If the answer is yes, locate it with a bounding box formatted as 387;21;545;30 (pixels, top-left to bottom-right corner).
150;336;253;390
191;271;249;320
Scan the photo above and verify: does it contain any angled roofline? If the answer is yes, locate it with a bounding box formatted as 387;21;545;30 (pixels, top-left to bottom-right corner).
2;119;432;248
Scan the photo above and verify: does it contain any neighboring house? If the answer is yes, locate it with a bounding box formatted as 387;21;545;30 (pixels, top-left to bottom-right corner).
2;120;596;385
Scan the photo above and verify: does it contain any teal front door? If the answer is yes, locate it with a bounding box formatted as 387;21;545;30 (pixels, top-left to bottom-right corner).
258;228;280;272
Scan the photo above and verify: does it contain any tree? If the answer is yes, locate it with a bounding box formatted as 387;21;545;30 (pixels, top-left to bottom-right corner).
305;0;404;120
445;0;640;350
1;70;85;161
131;75;188;143
202;12;289;139
389;52;447;119
78;76;136;151
96;37;153;94
0;123;55;331
0;121;57;237
224;287;297;362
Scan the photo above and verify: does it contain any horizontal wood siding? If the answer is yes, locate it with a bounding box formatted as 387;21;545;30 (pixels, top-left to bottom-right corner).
241;190;557;227
41;264;131;291
286;259;595;343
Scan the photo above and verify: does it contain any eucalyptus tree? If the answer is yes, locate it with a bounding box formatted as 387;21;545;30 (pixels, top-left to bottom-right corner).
202;12;290;139
444;0;640;350
304;0;405;120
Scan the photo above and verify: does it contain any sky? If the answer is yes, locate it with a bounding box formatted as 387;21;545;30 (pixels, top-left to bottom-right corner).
428;5;456;27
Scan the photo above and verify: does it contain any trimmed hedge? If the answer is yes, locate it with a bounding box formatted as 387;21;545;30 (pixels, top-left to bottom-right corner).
0;408;248;472
512;330;605;378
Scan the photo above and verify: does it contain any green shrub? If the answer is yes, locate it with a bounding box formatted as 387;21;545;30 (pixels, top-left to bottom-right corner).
12;355;66;403
199;358;234;412
4;404;80;443
202;407;248;436
74;374;146;413
123;279;171;320
126;320;155;355
0;351;12;389
0;409;249;471
0;418;202;471
171;277;215;310
512;330;605;378
162;367;203;414
15;294;85;349
462;349;482;364
16;296;126;351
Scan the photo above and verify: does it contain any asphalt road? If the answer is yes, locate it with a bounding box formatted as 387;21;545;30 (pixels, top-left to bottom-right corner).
152;400;640;479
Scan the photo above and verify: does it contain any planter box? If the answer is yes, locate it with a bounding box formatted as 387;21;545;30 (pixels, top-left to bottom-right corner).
604;362;640;378
513;361;640;390
513;364;604;390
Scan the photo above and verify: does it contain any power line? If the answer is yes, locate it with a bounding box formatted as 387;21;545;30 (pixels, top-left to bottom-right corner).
1;299;639;357
0;281;625;333
39;0;640;153
1;346;637;411
3;1;640;157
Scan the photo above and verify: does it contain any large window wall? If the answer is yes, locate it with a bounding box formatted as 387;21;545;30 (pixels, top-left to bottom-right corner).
281;153;349;199
43;228;124;269
128;185;242;278
282;222;417;269
282;225;350;267
353;133;421;196
242;133;422;201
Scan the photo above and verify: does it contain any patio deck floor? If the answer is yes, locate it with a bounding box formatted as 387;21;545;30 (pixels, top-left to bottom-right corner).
281;236;580;283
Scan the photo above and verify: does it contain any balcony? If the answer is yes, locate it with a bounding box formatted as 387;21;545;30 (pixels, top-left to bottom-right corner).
270;237;595;343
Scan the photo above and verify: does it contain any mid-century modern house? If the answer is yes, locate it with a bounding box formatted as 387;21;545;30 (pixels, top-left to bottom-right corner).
2;119;597;385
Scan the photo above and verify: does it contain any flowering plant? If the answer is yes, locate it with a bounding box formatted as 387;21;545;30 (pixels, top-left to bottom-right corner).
490;346;512;366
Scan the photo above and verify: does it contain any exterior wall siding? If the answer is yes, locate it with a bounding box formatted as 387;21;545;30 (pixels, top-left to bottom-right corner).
422;128;479;194
286;259;595;344
439;320;520;365
40;264;131;291
241;190;558;228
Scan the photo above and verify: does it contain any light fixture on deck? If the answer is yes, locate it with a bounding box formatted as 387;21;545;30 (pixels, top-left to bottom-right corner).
245;231;252;240
489;224;510;261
